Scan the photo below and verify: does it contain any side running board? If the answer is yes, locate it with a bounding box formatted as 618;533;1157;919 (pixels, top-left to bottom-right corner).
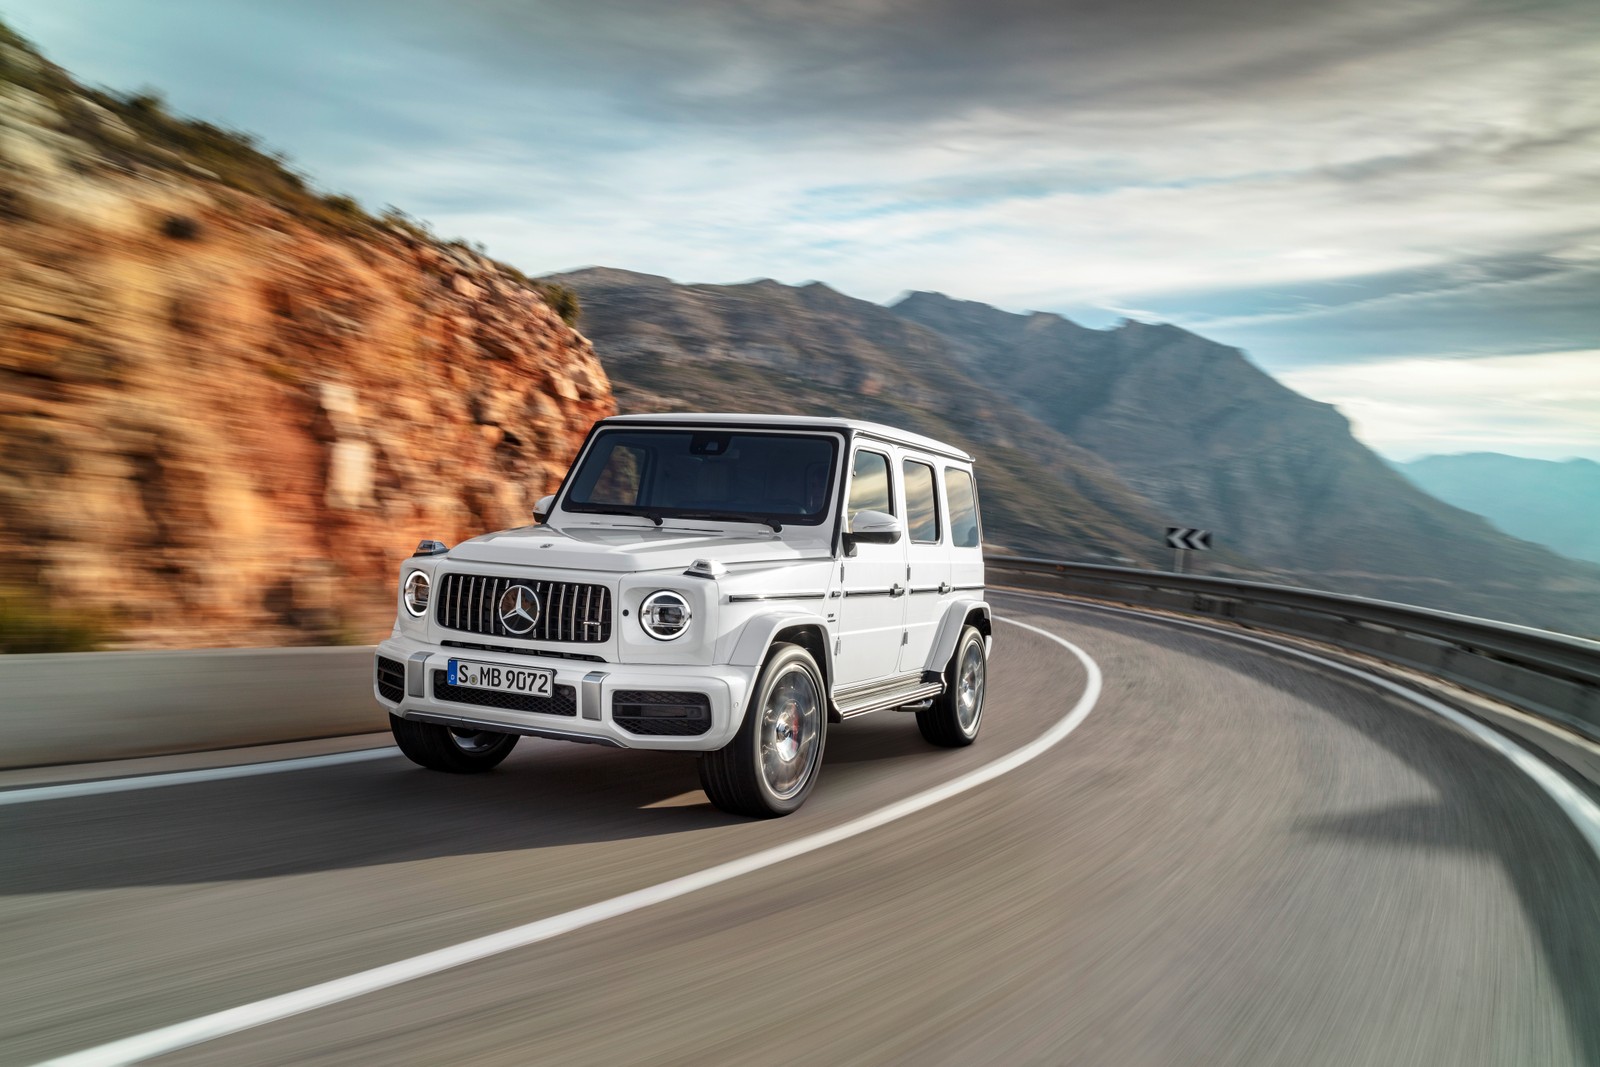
834;680;944;720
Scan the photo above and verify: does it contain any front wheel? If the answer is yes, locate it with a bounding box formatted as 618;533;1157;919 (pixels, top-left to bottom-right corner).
699;643;827;818
390;714;519;773
917;625;986;747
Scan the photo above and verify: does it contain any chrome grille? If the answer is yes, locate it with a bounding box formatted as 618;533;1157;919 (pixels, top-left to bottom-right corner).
435;573;611;643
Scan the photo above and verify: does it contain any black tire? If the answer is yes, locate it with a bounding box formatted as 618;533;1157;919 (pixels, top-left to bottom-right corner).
390;714;519;773
917;625;986;747
699;643;828;818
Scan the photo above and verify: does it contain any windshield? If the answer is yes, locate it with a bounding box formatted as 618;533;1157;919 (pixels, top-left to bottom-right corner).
562;428;840;527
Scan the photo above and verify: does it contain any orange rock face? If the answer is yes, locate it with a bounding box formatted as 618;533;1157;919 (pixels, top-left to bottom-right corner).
0;82;613;647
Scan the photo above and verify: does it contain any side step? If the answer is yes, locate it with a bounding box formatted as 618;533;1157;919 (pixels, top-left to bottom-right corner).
834;680;944;720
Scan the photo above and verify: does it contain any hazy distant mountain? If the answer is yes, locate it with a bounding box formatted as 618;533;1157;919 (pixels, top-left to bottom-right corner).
1397;454;1600;565
552;270;1600;635
891;291;1600;633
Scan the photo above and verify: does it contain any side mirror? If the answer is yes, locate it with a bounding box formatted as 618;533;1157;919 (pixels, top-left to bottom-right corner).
532;494;555;524
844;509;902;554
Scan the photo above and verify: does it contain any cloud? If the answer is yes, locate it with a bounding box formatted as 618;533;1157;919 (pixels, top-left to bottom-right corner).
1281;351;1600;462
4;0;1598;457
1151;254;1600;368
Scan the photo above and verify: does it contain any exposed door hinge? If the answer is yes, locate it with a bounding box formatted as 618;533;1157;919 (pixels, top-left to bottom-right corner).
834;637;842;655
901;631;909;645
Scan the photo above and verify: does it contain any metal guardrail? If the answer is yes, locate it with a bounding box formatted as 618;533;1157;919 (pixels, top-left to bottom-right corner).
987;556;1600;743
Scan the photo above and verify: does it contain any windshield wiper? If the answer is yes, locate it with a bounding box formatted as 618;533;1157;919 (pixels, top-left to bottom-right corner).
579;507;663;525
670;511;784;533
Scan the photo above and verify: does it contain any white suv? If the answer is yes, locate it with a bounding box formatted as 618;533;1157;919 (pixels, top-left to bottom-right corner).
375;413;989;817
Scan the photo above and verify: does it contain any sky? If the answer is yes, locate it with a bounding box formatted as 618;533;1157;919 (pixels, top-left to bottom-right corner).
5;0;1597;461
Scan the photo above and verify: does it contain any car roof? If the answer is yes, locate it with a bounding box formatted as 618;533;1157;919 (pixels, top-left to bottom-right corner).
599;412;973;463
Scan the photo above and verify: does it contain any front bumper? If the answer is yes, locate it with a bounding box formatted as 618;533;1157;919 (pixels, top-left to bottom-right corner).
374;636;755;751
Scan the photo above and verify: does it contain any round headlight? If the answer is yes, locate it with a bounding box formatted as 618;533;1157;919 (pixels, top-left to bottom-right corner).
640;590;692;641
402;570;431;617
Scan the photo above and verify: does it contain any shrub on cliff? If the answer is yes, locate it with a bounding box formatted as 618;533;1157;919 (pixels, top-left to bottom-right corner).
533;282;581;327
0;589;109;653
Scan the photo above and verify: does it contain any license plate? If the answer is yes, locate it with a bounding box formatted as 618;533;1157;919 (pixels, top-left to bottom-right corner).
447;659;553;698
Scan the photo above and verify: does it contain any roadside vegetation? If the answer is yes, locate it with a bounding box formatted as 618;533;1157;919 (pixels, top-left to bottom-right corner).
0;588;110;653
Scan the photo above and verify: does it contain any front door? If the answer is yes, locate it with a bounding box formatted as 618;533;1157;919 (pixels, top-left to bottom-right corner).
833;446;908;688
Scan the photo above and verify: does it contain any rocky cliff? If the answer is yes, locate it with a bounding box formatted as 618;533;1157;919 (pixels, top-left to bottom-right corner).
0;26;613;649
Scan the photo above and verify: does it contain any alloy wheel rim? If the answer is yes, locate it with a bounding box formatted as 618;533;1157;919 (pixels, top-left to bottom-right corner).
957;642;985;733
760;665;821;800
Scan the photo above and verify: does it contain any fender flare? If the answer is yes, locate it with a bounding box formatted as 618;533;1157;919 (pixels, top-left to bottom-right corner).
728;609;836;688
923;599;991;674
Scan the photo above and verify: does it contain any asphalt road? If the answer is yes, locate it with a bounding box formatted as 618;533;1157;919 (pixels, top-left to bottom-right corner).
4;594;1599;1066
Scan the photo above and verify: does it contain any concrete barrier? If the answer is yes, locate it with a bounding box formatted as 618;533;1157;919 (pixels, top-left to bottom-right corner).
0;646;383;769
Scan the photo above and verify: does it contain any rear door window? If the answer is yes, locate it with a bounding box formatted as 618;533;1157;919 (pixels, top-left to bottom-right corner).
945;467;981;548
903;460;941;543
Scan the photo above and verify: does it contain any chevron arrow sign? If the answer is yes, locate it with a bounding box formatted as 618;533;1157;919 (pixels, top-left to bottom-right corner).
1166;527;1212;551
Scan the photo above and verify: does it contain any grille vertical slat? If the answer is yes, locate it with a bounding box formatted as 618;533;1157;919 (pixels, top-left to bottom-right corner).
435;573;611;643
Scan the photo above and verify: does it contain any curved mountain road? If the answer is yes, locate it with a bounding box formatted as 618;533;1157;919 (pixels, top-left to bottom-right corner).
4;593;1598;1065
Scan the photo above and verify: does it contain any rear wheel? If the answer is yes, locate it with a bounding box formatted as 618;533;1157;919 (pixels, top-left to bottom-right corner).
699;643;827;818
917;625;986;747
390;714;519;773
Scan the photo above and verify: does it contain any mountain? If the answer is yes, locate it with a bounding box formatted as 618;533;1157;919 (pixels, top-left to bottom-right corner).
0;23;613;649
891;291;1600;633
1397;454;1600;565
547;270;1600;635
548;267;1210;569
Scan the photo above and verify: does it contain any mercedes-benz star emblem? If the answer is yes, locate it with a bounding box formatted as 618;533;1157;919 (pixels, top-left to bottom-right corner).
497;584;541;635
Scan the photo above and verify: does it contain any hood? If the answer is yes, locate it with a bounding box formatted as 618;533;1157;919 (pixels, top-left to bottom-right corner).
446;521;830;573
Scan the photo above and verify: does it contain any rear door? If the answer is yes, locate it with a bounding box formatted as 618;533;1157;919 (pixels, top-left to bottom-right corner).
899;455;948;673
944;464;984;596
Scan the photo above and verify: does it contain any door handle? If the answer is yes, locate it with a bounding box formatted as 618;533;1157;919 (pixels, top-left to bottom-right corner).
890;583;906;597
938;582;952;595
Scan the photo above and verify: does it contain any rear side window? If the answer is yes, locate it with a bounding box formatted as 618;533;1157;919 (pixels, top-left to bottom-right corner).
849;450;893;522
903;460;941;543
945;467;981;548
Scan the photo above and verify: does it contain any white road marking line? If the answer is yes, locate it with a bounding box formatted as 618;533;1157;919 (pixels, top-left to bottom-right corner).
1000;589;1600;861
0;748;400;806
35;617;1100;1067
